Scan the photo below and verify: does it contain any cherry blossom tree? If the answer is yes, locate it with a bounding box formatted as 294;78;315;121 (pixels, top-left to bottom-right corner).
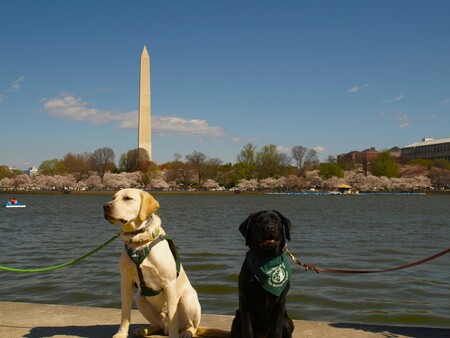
428;167;450;189
103;173;129;190
0;177;14;189
148;178;169;190
49;174;76;190
237;179;259;191
344;171;366;190
284;174;307;191
259;177;280;190
362;175;382;191
202;179;220;190
400;164;429;178
305;170;323;189
13;174;32;189
84;174;103;189
103;172;143;190
413;176;432;190
33;175;54;190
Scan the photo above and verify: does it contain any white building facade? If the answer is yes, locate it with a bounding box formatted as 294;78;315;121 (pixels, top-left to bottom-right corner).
400;137;450;162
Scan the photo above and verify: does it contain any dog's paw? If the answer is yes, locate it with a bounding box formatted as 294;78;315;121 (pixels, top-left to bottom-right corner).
159;311;168;321
112;333;128;338
179;328;195;338
132;325;162;337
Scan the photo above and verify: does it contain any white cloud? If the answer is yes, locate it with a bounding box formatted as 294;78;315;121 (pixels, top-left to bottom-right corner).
231;137;259;144
42;92;225;138
8;75;25;93
115;111;138;128
397;113;411;128
153;116;225;138
0;76;25;102
277;146;291;153
42;93;119;124
347;83;370;94
314;146;325;153
383;94;405;103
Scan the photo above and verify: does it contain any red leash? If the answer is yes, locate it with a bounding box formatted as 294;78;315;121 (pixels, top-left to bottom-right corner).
284;247;450;274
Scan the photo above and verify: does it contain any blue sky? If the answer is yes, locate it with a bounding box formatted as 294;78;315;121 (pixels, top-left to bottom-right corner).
1;1;449;169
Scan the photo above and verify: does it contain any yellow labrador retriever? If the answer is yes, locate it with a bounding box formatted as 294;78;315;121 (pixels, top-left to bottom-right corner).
104;188;201;338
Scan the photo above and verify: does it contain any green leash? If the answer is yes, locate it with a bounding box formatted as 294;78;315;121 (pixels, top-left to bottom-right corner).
0;232;120;273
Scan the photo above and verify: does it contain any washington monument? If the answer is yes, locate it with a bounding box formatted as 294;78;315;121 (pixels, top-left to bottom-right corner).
138;45;152;160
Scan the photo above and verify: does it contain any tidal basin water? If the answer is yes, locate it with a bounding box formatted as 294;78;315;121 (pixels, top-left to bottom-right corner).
1;193;449;328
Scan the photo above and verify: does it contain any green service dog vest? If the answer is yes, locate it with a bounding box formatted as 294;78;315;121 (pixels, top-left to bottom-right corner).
245;250;292;297
127;235;180;297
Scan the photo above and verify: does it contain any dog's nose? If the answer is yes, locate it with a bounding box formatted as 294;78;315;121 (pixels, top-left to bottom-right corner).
266;224;276;232
103;203;111;212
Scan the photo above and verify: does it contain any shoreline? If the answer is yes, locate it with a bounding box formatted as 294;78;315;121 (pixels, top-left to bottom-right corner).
1;189;449;196
1;301;449;338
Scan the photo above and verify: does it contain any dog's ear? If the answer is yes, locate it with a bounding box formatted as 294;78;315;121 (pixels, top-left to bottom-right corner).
139;191;160;222
274;210;291;243
239;213;255;246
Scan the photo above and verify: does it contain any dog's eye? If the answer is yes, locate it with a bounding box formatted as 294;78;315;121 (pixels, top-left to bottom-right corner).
124;196;133;201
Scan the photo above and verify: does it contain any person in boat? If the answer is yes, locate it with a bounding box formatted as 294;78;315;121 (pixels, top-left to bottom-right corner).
9;198;18;205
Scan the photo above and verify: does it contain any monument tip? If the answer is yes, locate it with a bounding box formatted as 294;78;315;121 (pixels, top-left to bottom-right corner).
141;45;149;58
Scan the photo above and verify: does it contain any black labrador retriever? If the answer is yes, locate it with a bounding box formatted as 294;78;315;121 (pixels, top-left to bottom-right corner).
231;210;295;338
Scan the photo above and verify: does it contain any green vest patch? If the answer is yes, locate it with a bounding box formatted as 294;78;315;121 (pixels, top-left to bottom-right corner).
245;251;292;297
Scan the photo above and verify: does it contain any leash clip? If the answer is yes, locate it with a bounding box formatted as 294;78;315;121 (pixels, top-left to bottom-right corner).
301;262;320;274
284;245;320;274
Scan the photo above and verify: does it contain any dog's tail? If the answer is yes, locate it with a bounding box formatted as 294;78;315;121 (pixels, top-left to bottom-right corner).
195;326;230;338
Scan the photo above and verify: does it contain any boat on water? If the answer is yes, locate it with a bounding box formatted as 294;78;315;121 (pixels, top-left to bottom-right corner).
4;204;26;208
3;199;26;208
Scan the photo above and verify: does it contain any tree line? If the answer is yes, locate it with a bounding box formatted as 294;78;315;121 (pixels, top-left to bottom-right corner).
1;144;450;191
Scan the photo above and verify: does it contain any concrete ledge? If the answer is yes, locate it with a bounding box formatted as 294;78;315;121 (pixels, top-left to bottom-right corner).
1;301;449;338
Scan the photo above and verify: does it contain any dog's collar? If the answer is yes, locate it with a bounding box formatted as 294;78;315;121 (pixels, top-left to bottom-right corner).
122;215;163;246
131;227;161;246
121;216;154;236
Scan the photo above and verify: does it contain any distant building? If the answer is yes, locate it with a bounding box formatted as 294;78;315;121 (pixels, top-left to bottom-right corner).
388;146;401;158
359;147;382;165
337;147;402;174
400;137;450;162
337;147;382;173
337;151;360;163
23;166;38;176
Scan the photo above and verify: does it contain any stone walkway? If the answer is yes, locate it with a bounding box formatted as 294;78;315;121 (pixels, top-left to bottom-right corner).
1;301;449;337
